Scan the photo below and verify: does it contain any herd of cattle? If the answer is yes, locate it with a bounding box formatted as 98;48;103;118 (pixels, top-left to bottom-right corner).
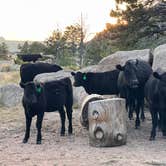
19;59;166;144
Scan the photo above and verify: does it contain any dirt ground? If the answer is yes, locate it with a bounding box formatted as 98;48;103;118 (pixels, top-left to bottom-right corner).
0;105;166;166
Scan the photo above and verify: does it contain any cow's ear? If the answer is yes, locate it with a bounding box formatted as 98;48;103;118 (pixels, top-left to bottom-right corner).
153;72;161;80
136;59;139;65
71;72;76;76
19;82;25;88
116;64;124;71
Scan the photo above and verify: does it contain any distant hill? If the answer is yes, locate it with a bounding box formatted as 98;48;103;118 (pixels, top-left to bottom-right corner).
0;37;42;53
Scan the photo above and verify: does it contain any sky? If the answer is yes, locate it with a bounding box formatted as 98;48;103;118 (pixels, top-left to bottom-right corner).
0;0;116;41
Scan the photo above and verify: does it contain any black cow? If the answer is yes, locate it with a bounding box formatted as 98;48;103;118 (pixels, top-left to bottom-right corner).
145;71;166;140
17;54;42;63
116;59;152;128
21;77;73;144
71;70;120;95
20;62;62;87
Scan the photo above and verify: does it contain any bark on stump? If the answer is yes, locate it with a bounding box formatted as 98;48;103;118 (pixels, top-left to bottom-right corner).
88;98;127;147
80;95;117;129
80;94;105;129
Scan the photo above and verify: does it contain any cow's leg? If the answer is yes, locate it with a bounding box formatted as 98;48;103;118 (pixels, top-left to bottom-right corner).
135;89;145;128
158;112;161;131
128;97;134;120
127;89;134;120
66;105;73;135
23;115;32;143
160;110;166;137
140;105;145;121
135;99;141;129
149;106;158;140
59;107;66;136
36;113;44;144
140;93;145;122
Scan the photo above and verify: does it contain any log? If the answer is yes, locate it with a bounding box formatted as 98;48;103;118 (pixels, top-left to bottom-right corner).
80;94;105;129
80;94;117;129
88;98;127;147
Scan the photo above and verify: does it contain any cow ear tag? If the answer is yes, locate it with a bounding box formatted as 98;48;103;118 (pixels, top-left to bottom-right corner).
83;75;87;80
36;87;42;93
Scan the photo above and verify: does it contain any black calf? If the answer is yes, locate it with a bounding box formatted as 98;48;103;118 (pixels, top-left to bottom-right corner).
145;71;166;140
22;78;73;144
116;59;152;128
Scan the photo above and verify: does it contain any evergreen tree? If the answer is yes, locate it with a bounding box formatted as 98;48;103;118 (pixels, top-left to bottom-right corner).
0;42;8;59
109;0;166;50
45;29;65;60
18;41;30;53
29;42;46;54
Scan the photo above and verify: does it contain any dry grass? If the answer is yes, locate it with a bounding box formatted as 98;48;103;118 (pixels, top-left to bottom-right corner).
0;71;20;86
0;105;23;123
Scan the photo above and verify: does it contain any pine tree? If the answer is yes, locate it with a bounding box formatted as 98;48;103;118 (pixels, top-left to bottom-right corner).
109;0;166;49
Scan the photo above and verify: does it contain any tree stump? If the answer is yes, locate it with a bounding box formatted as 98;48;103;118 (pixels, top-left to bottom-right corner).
80;94;105;129
88;98;127;147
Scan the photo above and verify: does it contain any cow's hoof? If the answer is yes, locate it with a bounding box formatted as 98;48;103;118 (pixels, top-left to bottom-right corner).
36;140;41;144
141;118;145;122
60;133;65;136
162;132;166;137
135;121;140;129
129;115;134;120
68;132;73;136
22;139;28;143
149;137;155;141
135;125;140;129
68;128;73;135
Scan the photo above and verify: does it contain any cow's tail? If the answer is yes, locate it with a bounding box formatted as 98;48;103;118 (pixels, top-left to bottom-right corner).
66;78;73;109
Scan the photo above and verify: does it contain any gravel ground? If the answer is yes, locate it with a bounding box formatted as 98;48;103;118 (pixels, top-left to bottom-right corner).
0;105;166;166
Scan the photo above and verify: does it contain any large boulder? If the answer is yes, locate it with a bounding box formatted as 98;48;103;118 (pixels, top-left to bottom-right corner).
80;64;116;72
34;70;88;107
99;49;152;70
0;84;23;107
152;44;166;71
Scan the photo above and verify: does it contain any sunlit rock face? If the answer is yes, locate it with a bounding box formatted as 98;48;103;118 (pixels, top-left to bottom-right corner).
152;44;166;71
99;49;152;70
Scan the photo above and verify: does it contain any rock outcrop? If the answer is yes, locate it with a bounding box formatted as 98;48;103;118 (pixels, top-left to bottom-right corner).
99;49;152;70
0;84;23;107
152;43;166;71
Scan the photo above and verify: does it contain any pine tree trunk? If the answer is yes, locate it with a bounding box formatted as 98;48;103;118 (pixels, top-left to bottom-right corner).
88;98;127;147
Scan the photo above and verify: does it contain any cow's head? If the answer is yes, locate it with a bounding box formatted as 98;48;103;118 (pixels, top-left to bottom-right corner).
116;59;139;88
71;71;87;87
22;82;43;105
153;71;166;85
